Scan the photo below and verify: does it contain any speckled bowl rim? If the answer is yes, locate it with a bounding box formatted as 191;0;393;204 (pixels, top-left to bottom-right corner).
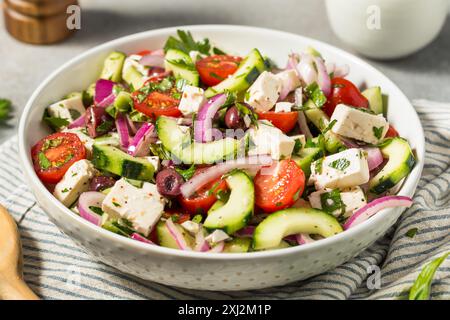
18;25;425;261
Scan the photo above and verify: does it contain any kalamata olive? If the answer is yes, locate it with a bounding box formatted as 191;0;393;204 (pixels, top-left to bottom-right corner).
85;106;113;138
156;168;184;197
225;106;244;130
89;176;116;192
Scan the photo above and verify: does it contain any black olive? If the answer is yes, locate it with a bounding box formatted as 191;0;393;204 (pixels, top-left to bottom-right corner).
90;176;116;192
156;168;184;197
224;106;245;130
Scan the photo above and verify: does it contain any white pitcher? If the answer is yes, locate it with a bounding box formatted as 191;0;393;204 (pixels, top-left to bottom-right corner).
325;0;449;59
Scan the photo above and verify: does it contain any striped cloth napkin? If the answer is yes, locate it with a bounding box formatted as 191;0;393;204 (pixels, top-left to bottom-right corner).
0;100;449;300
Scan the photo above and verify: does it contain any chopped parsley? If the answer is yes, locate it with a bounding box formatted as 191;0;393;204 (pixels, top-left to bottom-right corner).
235;102;258;127
212;47;226;55
89;206;104;215
192;214;203;224
61;188;69;193
112;201;121;207
305;82;327;107
43;116;70;129
0;98;12;121
293;138;303;154
38;152;51;170
373;126;384;140
96;120;114;134
314;158;324;174
164;30;211;55
406;228;418;238
320;189;346;216
329;158;351;171
175;164;196;181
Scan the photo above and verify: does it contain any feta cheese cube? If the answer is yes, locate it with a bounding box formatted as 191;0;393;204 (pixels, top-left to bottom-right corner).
178;85;206;116
63;128;94;158
275;69;301;97
205;230;230;245
102;178;166;236
53;160;96;207
310;148;370;189
47;96;85;129
181;221;200;235
308;186;367;217
331;104;389;144
290;134;306;154
248;121;295;160
274;102;294;113
244;71;282;112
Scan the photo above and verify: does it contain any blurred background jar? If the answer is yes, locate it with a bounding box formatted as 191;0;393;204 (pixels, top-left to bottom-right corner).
325;0;449;60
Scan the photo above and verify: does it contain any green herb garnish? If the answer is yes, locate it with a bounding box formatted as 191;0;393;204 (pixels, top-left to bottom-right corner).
0;98;12;121
164;30;211;55
305;82;327;107
406;228;418;238
409;252;449;300
89;206;104;215
329;158;351;171
96;120;114;134
373;126;384;140
175;164;196;181
43;116;70;129
320;189;345;215
38;152;51;170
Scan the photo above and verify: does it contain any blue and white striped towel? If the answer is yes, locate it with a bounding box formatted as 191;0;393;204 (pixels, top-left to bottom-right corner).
0;99;449;300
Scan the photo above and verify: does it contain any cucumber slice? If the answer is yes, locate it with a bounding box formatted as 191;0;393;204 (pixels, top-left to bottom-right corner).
369;137;415;194
123;65;145;90
292;147;323;177
92;144;155;181
100;51;126;82
362;86;383;115
156;116;240;164
304;100;346;153
205;48;266;98
204;171;254;234
223;238;252;253
94;133;120;148
253;208;343;250
156;221;195;249
164;49;199;86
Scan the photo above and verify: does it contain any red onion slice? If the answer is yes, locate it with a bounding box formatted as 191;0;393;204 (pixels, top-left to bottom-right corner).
313;56;331;96
180;155;273;198
286;53;300;70
344;195;413;230
115;113;131;149
279;74;294;101
97;93;116;108
68;113;86;129
194;229;210;252
165;219;192;250
127;122;156;157
77;191;106;226
208;241;225;253
95;79;116;104
194;93;227;143
296;233;315;245
297;111;313;139
139;54;165;68
296;53;317;85
365;147;384;171
131;233;155;245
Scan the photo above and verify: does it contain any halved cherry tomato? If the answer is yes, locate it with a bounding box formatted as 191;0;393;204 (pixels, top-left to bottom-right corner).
135;50;152;56
31;132;86;184
196;55;242;86
385;125;399;138
254;159;305;213
132;78;182;120
322;77;369;117
178;168;228;215
256;111;298;133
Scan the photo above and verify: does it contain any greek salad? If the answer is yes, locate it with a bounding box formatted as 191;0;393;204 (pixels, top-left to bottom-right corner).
31;30;416;252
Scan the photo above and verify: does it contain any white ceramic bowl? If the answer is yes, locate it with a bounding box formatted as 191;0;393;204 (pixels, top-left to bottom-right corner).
18;25;424;291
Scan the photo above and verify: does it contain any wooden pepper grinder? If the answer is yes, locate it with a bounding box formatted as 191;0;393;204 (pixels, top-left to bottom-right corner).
3;0;79;44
